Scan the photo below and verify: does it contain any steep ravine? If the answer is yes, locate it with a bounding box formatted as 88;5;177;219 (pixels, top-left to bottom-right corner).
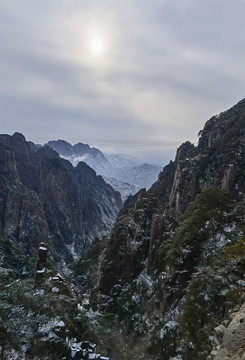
1;98;245;360
86;98;245;359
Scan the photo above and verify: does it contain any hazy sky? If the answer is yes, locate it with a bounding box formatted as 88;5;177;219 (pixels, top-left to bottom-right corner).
0;0;245;164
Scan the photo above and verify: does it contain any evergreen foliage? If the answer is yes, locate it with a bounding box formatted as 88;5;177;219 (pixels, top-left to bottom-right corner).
159;186;236;269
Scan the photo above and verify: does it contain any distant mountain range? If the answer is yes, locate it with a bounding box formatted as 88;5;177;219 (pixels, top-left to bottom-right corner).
45;140;162;201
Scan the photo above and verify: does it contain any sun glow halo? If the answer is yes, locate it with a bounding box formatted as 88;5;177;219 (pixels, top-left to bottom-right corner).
90;38;103;54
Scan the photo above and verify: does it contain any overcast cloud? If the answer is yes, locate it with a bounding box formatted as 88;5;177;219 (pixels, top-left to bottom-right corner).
0;0;245;164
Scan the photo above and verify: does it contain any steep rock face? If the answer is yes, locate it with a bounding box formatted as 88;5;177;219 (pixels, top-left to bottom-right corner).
0;132;39;191
148;209;177;269
98;98;245;300
74;98;245;360
208;295;245;360
75;161;121;237
169;98;245;212
99;190;157;294
169;141;196;211
0;137;50;257
46;139;161;201
198;99;245;152
0;133;122;270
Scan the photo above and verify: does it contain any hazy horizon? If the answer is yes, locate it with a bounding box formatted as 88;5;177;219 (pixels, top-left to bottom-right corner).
1;0;245;164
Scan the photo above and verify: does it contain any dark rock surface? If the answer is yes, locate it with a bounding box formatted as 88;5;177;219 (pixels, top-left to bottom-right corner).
0;133;122;270
98;97;245;309
208;295;245;360
35;242;48;288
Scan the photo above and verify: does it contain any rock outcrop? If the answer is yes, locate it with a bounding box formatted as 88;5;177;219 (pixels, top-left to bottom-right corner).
98;98;245;296
91;98;245;360
46;139;162;201
168;98;245;212
208;295;245;360
98;188;158;294
0;133;122;270
35;242;48;288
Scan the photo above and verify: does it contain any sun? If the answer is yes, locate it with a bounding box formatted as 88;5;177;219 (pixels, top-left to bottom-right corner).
90;38;103;54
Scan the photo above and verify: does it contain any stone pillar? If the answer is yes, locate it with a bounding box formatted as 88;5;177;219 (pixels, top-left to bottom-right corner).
35;242;48;288
134;188;147;210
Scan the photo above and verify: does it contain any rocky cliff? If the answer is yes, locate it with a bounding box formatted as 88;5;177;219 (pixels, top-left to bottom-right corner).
208;295;245;360
77;98;245;359
169;99;245;212
98;98;245;294
46;139;161;201
0;132;122;271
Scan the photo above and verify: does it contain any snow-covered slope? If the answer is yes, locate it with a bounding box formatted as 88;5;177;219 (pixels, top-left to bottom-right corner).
46;140;162;201
112;163;162;189
105;153;140;169
103;177;141;202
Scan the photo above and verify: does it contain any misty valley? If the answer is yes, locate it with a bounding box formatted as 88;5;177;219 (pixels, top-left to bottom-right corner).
1;99;245;359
